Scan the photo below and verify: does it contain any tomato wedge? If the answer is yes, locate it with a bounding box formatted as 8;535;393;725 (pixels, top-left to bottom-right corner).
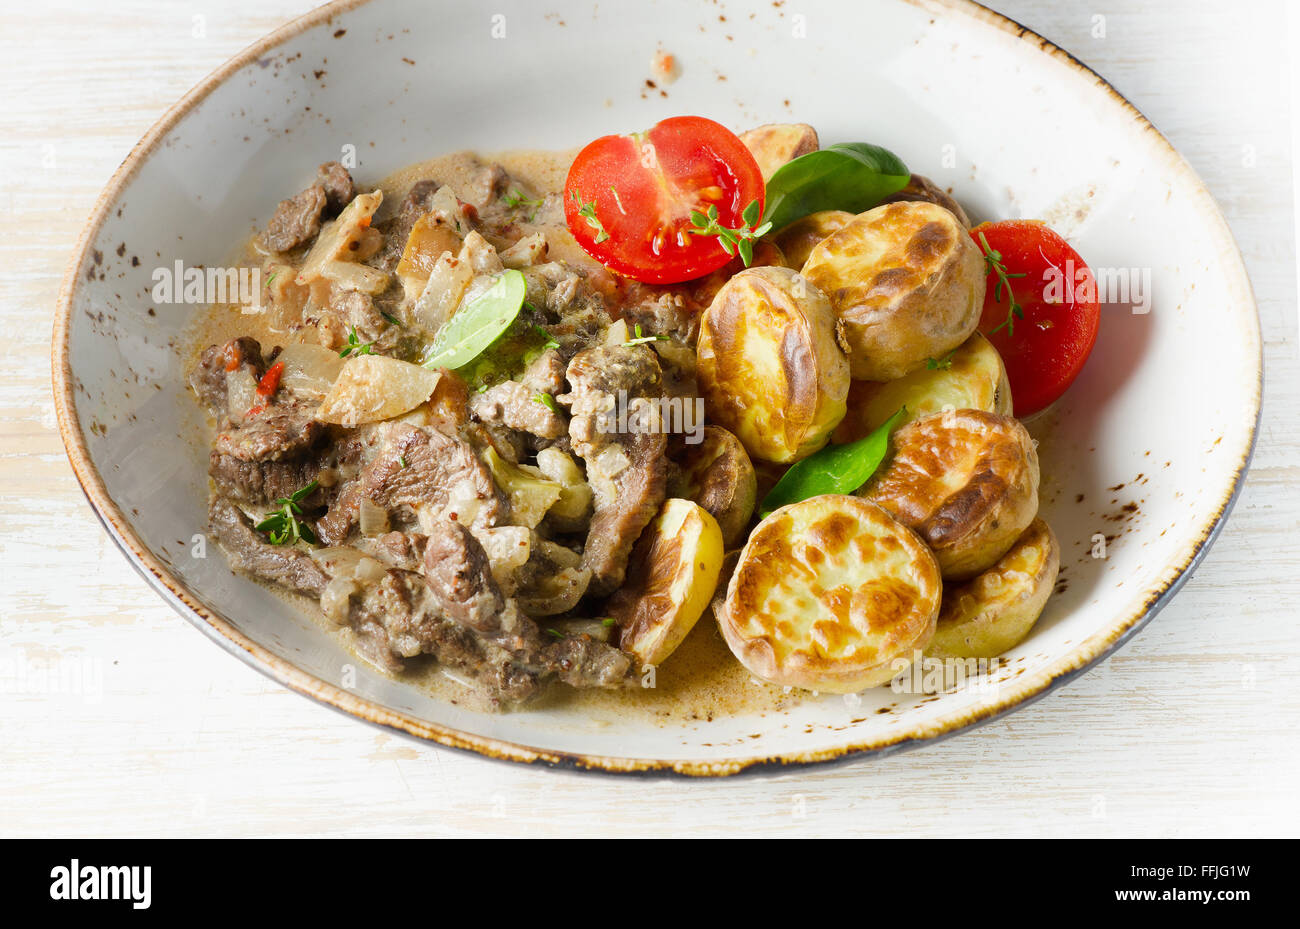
971;220;1100;417
563;116;766;284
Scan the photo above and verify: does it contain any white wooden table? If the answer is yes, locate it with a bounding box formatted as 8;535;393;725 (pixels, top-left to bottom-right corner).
2;0;1297;837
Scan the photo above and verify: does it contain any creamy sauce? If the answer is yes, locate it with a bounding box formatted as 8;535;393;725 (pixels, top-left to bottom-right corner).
186;147;802;724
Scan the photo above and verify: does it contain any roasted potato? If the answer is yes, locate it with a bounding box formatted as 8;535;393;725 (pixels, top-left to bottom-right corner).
833;331;1012;443
738;123;820;181
716;495;940;693
861;409;1039;580
697;266;849;464
670;426;757;548
879;174;972;228
771;210;855;271
801;201;985;381
926;518;1059;659
606;499;724;667
316;354;442;426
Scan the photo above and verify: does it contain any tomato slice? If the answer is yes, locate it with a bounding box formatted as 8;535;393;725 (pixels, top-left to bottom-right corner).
971;220;1100;417
563;116;766;284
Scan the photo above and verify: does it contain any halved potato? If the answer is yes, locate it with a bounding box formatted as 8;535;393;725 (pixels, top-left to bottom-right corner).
716;495;940;693
670;426;757;549
861;409;1039;581
316;354;442;426
771;210;854;271
605;499;724;667
801;201;985;381
738;123;820;181
927;518;1058;659
833;331;1012;443
879;174;972;228
697;266;849;463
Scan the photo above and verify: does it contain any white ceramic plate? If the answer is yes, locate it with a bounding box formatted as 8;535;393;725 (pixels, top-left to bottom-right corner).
53;0;1261;775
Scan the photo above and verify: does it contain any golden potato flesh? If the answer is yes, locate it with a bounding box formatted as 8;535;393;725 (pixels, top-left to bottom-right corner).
717;495;940;693
833;331;1012;443
670;426;758;549
879;174;972;228
697;266;849;464
861;409;1039;581
738;123;820;181
772;210;854;271
926;518;1059;659
801;201;985;381
606;499;724;668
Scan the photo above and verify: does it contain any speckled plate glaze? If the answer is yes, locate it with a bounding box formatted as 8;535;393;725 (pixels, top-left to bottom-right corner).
53;0;1261;775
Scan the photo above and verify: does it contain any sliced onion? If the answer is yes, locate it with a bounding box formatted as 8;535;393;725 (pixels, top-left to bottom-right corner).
358;498;390;538
320;577;356;624
277;343;345;398
226;367;257;418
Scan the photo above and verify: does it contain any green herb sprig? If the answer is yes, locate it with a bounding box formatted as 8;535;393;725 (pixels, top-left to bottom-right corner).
570;190;609;243
254;480;320;546
977;231;1028;338
688;199;771;266
503;187;545;221
926;348;958;370
533;393;560;413
339;327;376;358
624;323;668;347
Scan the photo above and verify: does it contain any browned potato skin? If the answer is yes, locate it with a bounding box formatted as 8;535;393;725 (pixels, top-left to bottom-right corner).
880;174;972;228
771;210;854;271
802;201;985;381
697;266;849;464
926;518;1059;659
738;123;820;181
670;426;758;549
861;409;1039;581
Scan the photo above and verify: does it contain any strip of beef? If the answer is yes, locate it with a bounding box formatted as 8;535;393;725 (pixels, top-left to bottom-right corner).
209;448;326;507
258;161;355;253
261;186;327;253
209;497;328;596
561;343;668;597
422;520;508;636
214;396;323;462
317;422;505;545
343;559;631;702
315;161;354;214
344;567;543;698
469;379;567;441
191;337;264;417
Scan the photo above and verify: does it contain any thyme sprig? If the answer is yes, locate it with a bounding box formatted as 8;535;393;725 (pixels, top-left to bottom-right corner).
978;231;1028;338
338;327;376;358
570;190;609;243
254;480;319;546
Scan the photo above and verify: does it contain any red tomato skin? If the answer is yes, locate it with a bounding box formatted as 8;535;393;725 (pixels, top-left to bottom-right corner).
971;220;1100;417
563;116;765;284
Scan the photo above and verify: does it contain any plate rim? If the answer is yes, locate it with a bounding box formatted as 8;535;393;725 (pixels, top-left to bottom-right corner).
51;0;1264;777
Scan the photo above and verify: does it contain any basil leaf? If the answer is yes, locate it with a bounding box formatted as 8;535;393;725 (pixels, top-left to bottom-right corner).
763;142;911;232
422;269;527;370
759;406;907;518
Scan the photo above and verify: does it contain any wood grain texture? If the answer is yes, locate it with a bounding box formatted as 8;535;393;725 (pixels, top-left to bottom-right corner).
1;0;1297;837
